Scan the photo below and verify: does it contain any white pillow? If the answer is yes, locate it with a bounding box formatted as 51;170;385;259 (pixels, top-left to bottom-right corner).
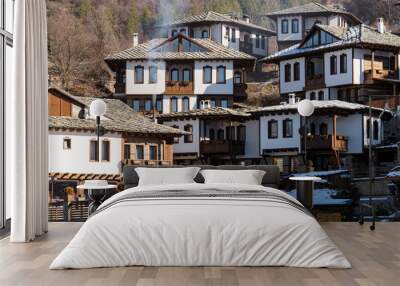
200;169;265;185
136;167;201;186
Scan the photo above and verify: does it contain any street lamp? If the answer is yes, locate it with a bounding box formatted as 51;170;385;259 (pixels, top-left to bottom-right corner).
297;99;315;170
90;99;107;161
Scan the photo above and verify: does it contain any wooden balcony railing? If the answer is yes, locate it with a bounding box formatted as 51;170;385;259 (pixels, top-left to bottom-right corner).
305;75;325;90
306;135;348;152
114;82;126;94
122;159;173;166
200;140;245;155
364;69;397;84
165;81;194;95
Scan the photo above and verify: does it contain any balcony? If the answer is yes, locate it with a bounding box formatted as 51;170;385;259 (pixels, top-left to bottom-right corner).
305;75;325;90
306;135;348;152
364;69;398;85
165;81;194;95
233;83;248;99
200;140;245;155
114;82;125;94
121;159;173;166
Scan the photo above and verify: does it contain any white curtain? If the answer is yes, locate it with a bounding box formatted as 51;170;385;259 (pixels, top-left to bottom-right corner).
8;0;48;242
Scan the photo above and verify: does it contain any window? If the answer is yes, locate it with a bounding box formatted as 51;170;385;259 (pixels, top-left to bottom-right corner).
149;145;157;160
284;63;291;82
63;138;71;150
268;120;278;139
210;99;216;108
281;19;288;34
310;123;316;135
330;55;337;75
292;19;299;33
226;126;235;140
337;90;344;101
184;124;193;143
149;66;158;83
170;97;178;113
182;68;191;82
89;140;99;162
203;66;212;83
231;28;236;42
101;140;110;162
156;99;163;113
283;119;293;138
217;66;226;84
220;99;228;108
319;123;328;136
225;27;230;41
293;62;300;81
145;99;152;112
124;144;131;160
134;65;144;83
318;91;324;100
217;129;225;140
373;120;379;140
132;99;140;112
171;68;179;81
237;125;246;142
256;34;260;48
234;71;242;84
136;145;144;160
171;29;178;37
366;119;371;139
340;54;347;73
172;125;180;143
261;36;266;50
201;30;209;38
182;97;190;112
310;92;316;100
209;128;215;140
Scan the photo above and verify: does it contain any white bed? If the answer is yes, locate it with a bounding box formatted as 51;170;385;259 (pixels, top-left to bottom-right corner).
50;183;351;269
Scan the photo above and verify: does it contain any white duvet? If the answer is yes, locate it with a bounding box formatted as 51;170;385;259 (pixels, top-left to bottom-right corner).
50;183;351;269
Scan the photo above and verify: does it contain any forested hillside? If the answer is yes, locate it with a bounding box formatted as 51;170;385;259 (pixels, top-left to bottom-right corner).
47;0;400;97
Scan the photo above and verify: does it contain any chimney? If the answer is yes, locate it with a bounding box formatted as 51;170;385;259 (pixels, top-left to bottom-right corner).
242;14;250;23
288;93;296;105
377;18;385;34
132;33;139;47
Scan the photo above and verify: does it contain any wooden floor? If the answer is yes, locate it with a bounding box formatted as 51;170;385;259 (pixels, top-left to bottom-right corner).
0;222;399;286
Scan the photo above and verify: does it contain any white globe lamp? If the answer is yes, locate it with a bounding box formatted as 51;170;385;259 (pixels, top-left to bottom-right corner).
297;99;314;117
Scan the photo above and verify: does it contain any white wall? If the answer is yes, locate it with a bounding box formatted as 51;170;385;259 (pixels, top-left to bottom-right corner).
162;95;197;113
194;61;233;94
48;132;122;174
277;16;303;42
211;24;223;42
259;114;301;152
164;119;200;154
324;48;353;87
126;60;166;94
279;57;305;94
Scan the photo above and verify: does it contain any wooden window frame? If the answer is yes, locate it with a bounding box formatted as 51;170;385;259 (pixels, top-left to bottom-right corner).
101;139;111;162
340;54;347;74
182;68;191;82
318;90;324;100
293;62;300;81
203;66;212;84
284;63;291;82
231;28;236;42
149;65;158;83
330;55;337;75
149;145;158;161
134;65;144;84
170;68;179;81
281;19;289;34
282;119;293;138
216;66;226;84
268;120;278;139
292;19;299;33
182;96;190;112
135;144;145;160
237;125;246;142
234;71;242;84
123;144;131;160
89;139;99;162
170;97;178;113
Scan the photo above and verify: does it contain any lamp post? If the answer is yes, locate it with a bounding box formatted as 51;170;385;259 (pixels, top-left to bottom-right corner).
90;99;107;161
297;99;315;170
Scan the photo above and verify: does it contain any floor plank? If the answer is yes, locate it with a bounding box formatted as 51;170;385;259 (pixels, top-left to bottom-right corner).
0;222;399;286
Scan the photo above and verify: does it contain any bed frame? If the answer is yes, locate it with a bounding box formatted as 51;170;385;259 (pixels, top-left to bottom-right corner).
123;165;281;190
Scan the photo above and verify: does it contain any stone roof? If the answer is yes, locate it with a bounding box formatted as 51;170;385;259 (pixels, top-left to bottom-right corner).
157;107;251;122
105;34;256;62
251;100;392;116
261;24;400;63
267;2;361;24
164;11;275;34
48;89;186;136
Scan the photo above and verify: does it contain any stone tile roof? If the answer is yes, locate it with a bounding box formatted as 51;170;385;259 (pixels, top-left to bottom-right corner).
164;11;275;34
48;90;186;136
157;107;251;122
267;2;361;24
261;24;400;63
105;35;256;62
